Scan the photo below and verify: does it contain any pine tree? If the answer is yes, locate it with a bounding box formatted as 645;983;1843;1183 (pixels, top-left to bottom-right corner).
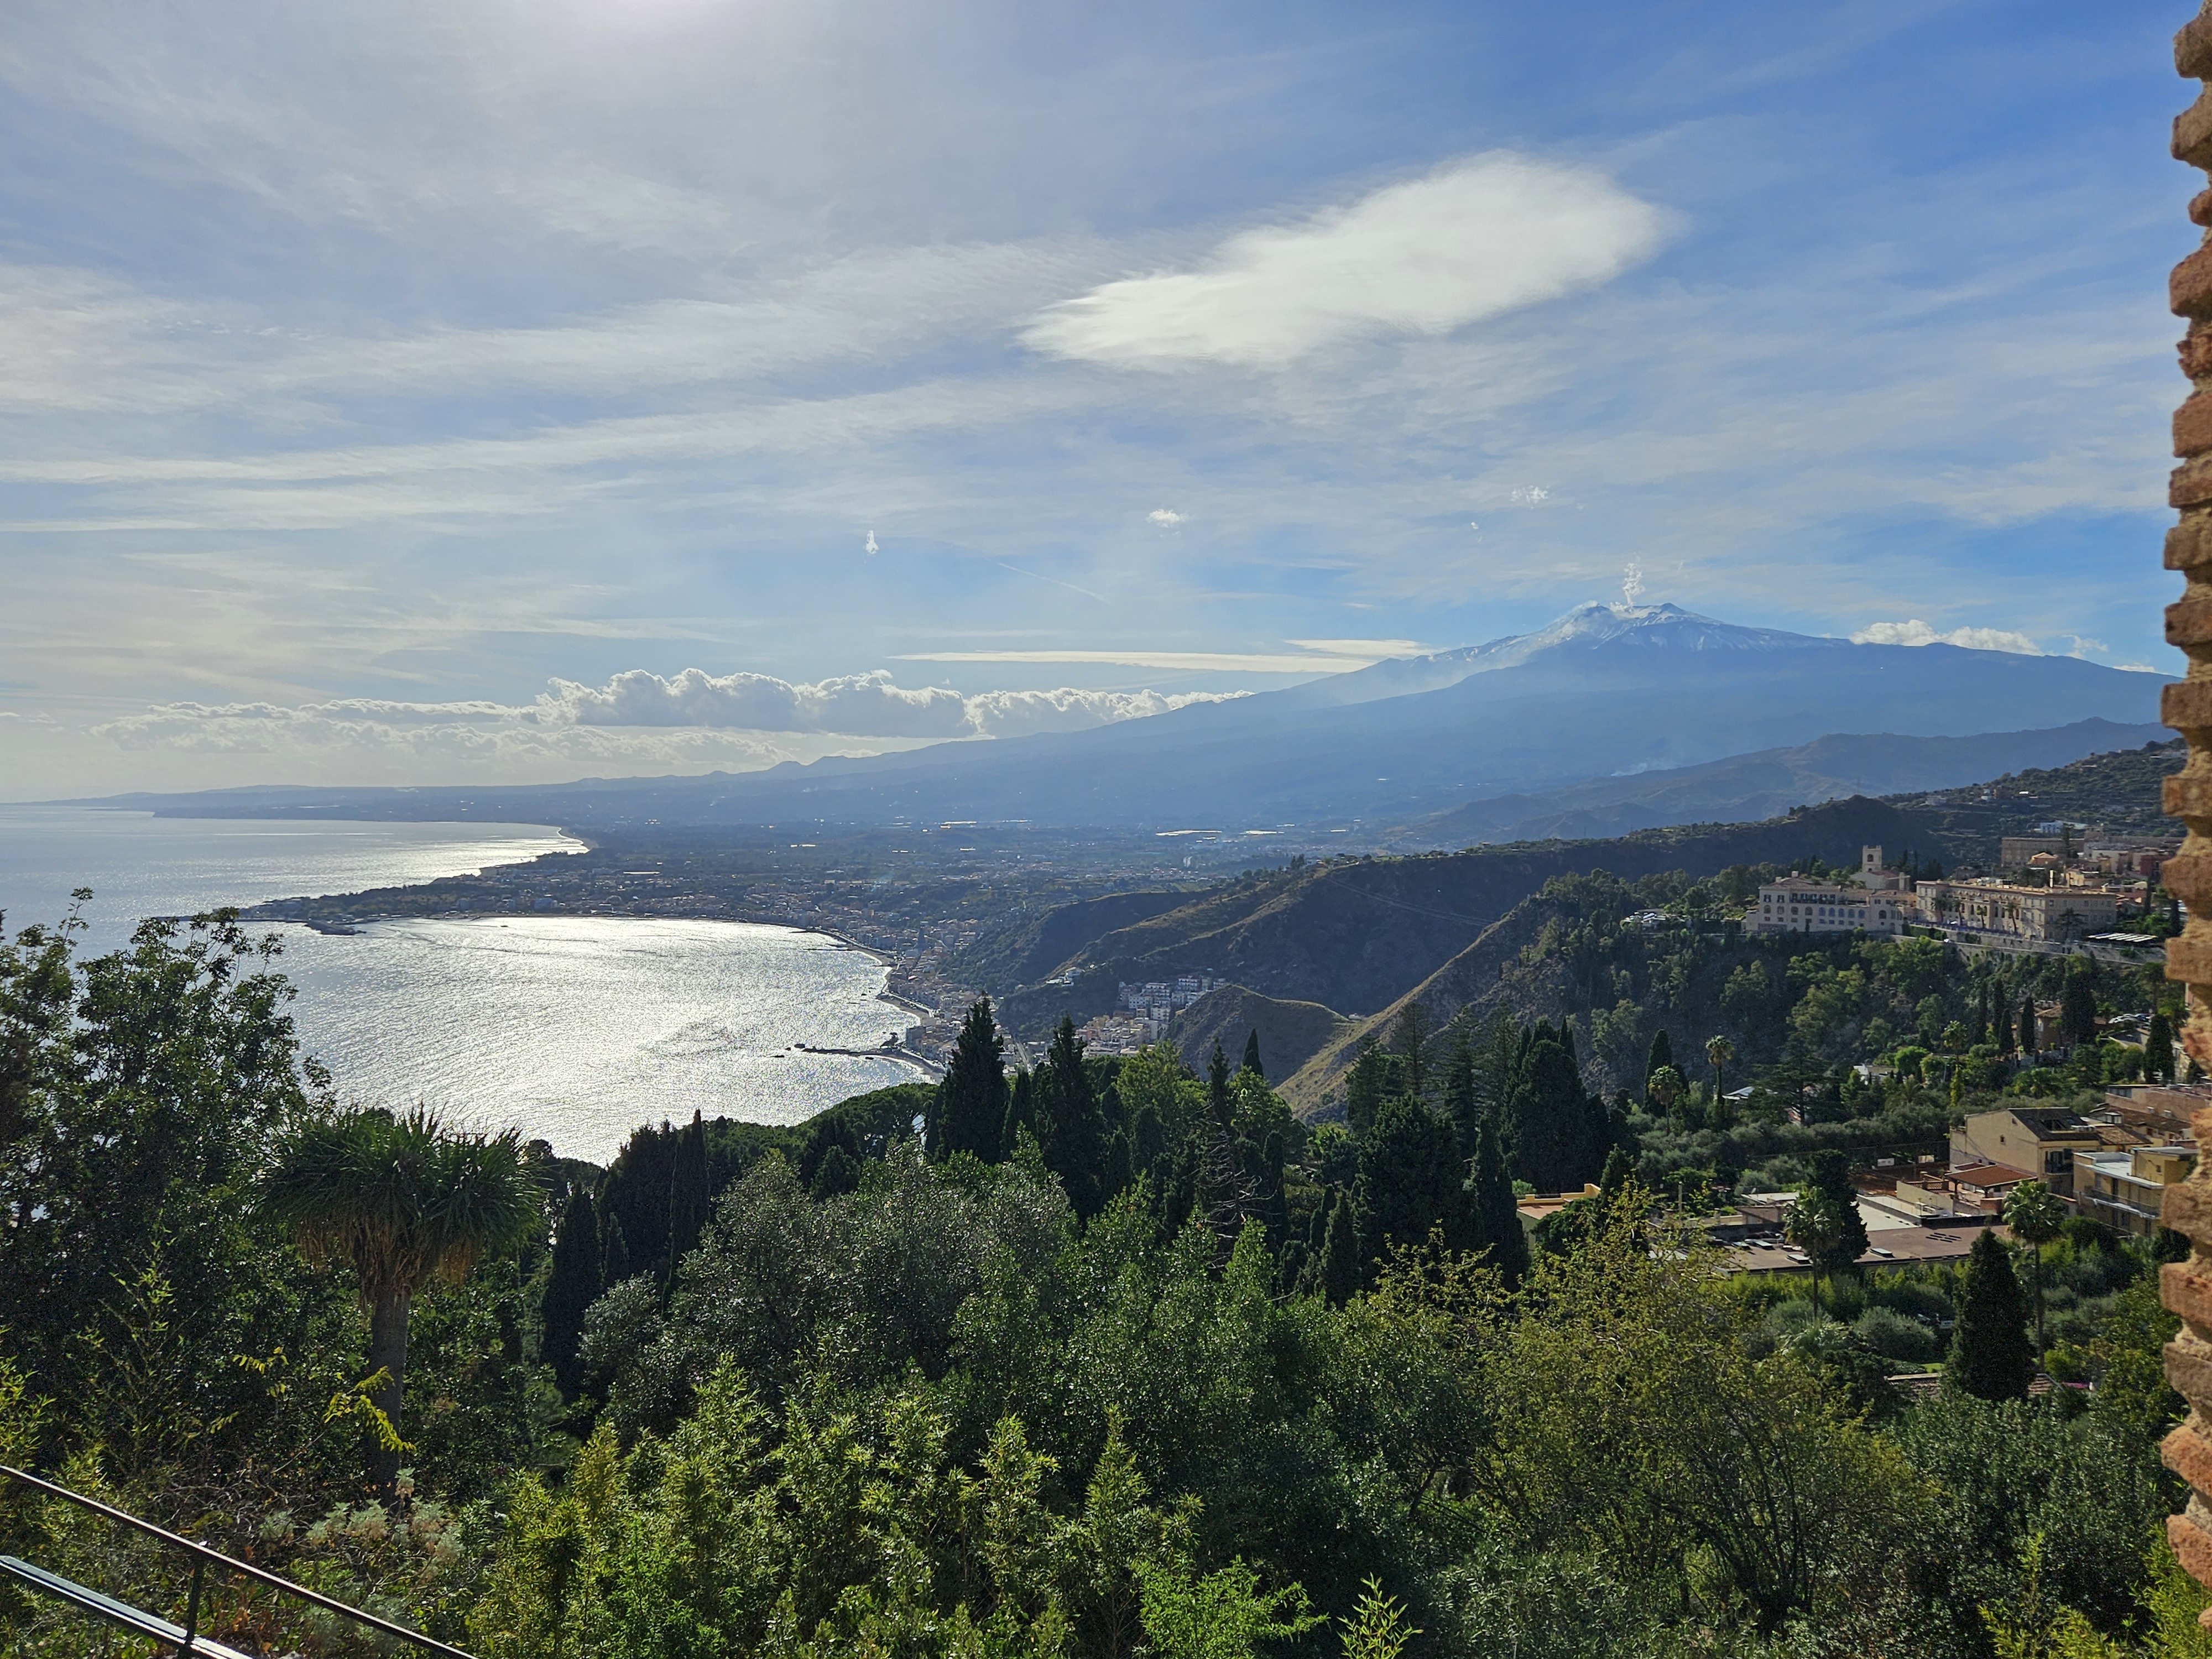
1441;1033;1478;1156
1469;1122;1528;1288
666;1109;710;1272
1037;1016;1105;1216
1344;1036;1402;1136
1950;1227;2035;1401
932;995;1009;1161
1241;1027;1265;1080
541;1185;602;1396
1392;1001;1432;1100
1645;1029;1674;1090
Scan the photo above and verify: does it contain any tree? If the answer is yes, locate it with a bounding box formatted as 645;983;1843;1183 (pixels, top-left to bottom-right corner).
1240;1027;1264;1080
1315;1194;1360;1306
1784;1149;1867;1314
1391;1001;1432;1101
1646;1065;1686;1123
2002;1178;2067;1355
1645;1029;1674;1093
1037;1016;1106;1216
1207;1039;1233;1126
2018;992;2039;1057
1508;1033;1604;1194
931;995;1008;1161
667;1108;709;1271
1950;1227;2035;1402
1344;1036;1404;1136
1441;1032;1478;1155
2148;1011;2177;1084
541;1184;603;1397
1468;1121;1529;1288
1705;1035;1735;1102
1995;992;2015;1055
264;1105;536;1489
2059;968;2098;1050
1354;1097;1473;1269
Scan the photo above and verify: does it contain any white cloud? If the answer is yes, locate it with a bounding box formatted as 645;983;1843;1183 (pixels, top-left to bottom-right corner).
1022;154;1667;368
89;668;1244;753
1849;619;2042;655
899;648;1383;673
1147;508;1185;526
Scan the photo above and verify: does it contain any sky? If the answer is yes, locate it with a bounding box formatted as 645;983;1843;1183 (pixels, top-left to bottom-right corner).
0;0;2194;797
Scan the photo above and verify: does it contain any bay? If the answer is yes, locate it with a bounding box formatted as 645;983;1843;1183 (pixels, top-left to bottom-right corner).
0;807;921;1162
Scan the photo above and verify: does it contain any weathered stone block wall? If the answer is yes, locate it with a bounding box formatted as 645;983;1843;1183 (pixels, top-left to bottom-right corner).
2163;5;2212;1608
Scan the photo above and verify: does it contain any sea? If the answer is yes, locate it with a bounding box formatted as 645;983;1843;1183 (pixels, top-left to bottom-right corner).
0;806;922;1164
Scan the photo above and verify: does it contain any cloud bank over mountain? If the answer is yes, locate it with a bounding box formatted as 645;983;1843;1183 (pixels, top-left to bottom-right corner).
88;669;1245;771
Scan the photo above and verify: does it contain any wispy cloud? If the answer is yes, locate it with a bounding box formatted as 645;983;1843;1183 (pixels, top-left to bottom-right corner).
1023;155;1667;368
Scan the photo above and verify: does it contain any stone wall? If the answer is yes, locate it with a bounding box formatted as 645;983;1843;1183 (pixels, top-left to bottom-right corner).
2162;3;2212;1608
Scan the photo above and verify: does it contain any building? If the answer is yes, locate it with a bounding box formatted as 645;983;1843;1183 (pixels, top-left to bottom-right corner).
1999;834;2072;867
1948;1107;2103;1197
1912;878;2121;944
2084;844;2177;878
1748;849;1913;936
2075;1144;2198;1237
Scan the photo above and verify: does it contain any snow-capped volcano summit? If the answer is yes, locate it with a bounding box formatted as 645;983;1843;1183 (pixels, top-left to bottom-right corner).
1290;601;1847;708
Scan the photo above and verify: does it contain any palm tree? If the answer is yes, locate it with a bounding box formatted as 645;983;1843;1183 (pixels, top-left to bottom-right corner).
265;1106;536;1490
1705;1036;1736;1103
2002;1178;2067;1358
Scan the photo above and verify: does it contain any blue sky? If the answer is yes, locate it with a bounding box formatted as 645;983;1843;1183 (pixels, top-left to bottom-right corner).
0;0;2192;795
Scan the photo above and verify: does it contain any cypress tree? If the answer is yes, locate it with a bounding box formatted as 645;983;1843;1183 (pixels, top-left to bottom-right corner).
1469;1122;1528;1289
1353;1096;1474;1267
1317;1194;1360;1306
1599;1145;1634;1194
2148;1011;2177;1083
2059;967;2098;1050
1207;1039;1233;1128
600;1213;631;1288
541;1185;602;1396
1508;1033;1596;1194
1002;1067;1036;1155
1036;1016;1105;1216
666;1109;710;1271
1645;1029;1673;1089
1994;992;2015;1055
932;995;1009;1161
1241;1027;1265;1080
2018;992;2039;1058
1970;983;1990;1047
1950;1227;2034;1401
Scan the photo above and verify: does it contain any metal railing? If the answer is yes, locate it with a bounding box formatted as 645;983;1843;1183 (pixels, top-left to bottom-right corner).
0;1463;474;1657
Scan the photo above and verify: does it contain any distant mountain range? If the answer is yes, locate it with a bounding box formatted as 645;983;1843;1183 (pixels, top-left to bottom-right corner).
79;603;2170;830
1399;717;2169;847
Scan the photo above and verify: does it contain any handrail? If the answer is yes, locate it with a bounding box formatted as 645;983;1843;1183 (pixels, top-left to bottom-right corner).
0;1464;474;1658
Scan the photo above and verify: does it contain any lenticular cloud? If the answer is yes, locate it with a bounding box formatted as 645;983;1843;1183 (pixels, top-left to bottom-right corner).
1024;153;1667;368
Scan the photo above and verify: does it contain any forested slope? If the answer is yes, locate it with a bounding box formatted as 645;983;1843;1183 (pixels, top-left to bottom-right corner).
1035;797;1919;1020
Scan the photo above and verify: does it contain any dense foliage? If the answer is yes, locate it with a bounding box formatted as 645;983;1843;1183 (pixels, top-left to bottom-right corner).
0;903;2202;1658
